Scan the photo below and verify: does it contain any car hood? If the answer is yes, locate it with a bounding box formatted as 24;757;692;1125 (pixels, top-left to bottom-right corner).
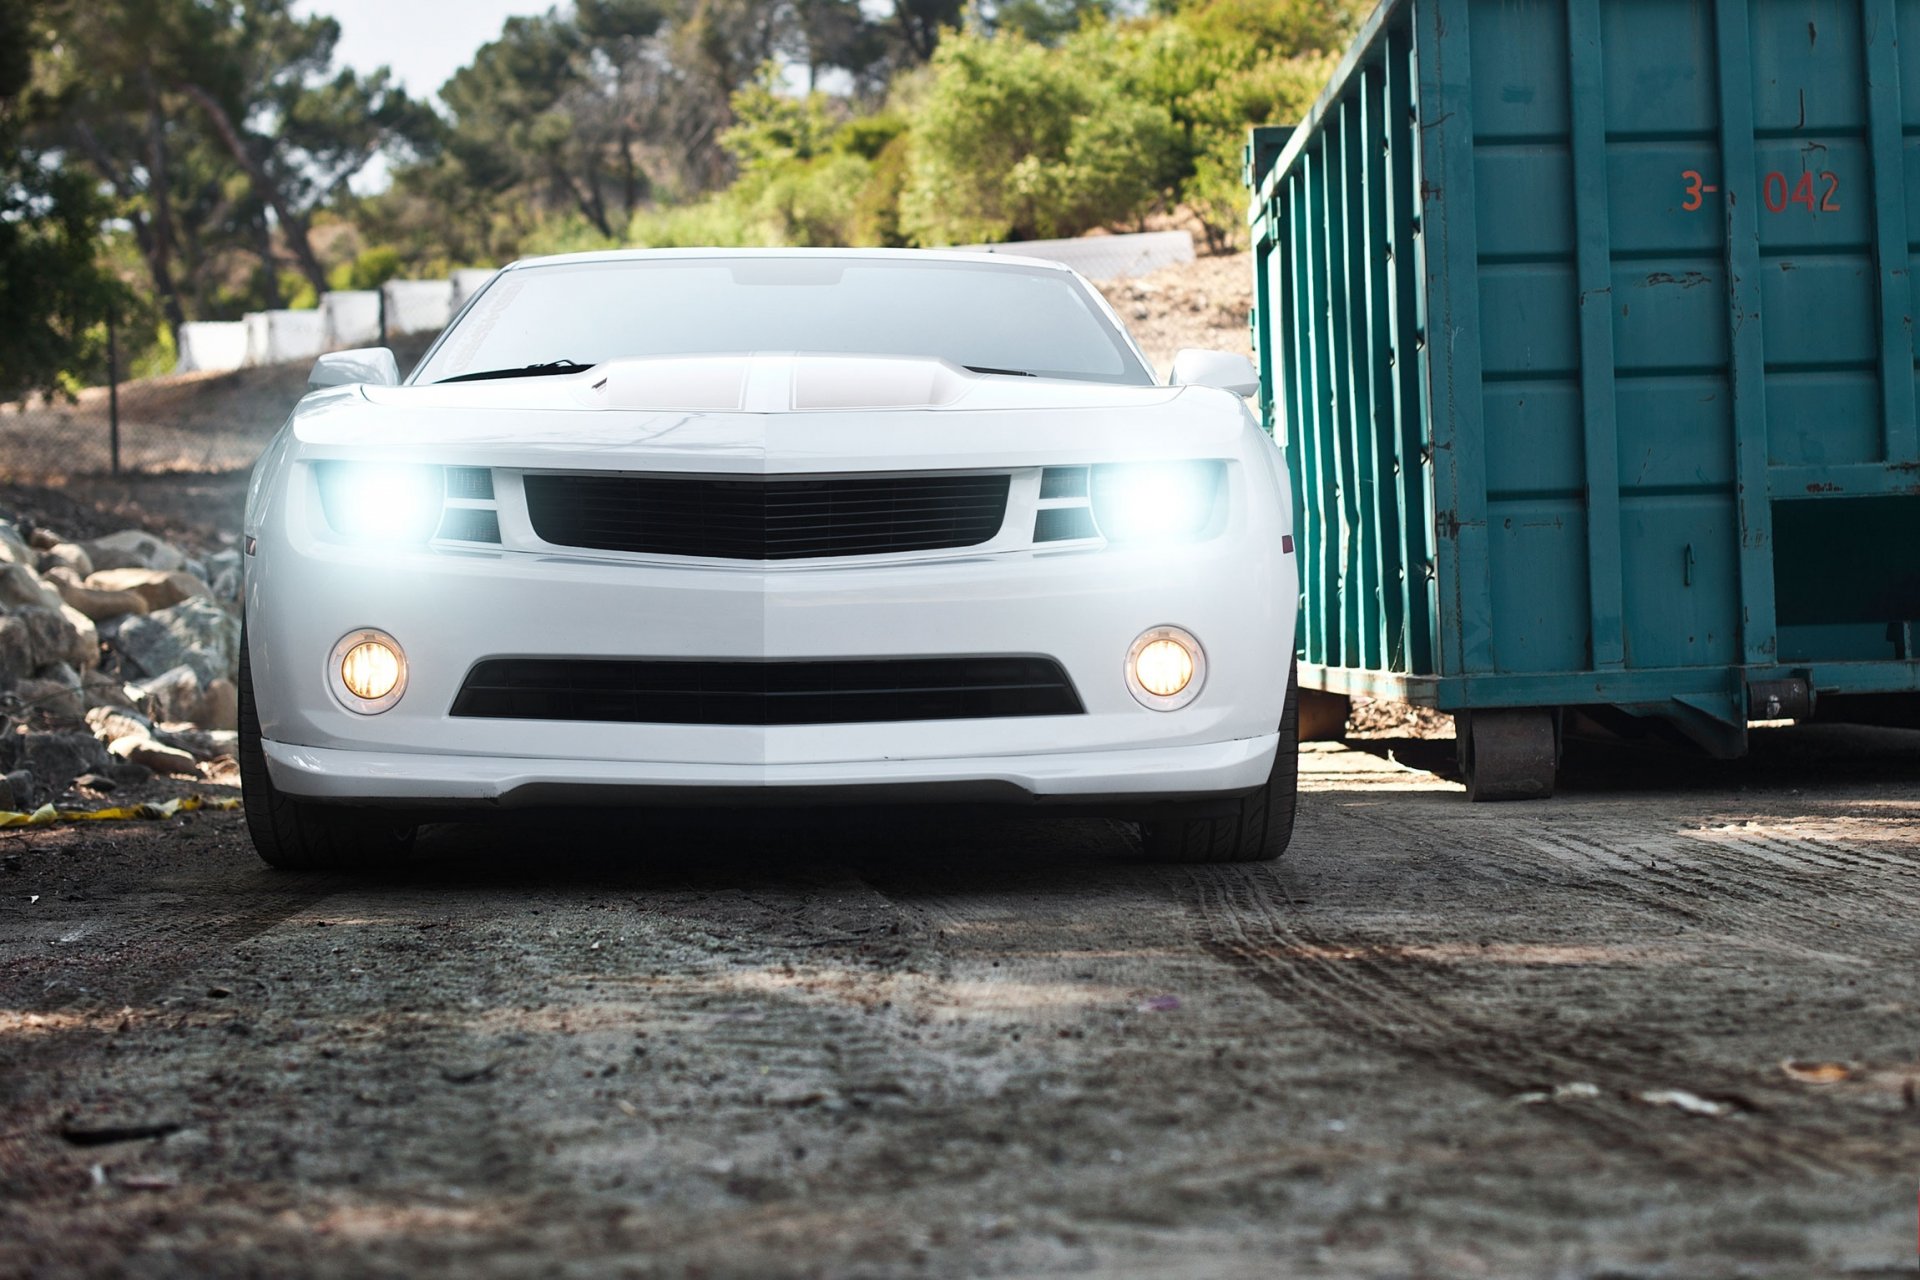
373;354;1174;413
282;353;1252;476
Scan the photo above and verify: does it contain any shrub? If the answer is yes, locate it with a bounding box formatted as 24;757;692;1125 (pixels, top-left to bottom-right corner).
899;27;1181;245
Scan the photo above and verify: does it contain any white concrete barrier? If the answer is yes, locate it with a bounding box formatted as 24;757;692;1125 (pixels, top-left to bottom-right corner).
175;322;249;373
957;229;1195;281
249;310;326;365
383;279;455;335
450;269;498;311
320;291;381;349
243;312;270;367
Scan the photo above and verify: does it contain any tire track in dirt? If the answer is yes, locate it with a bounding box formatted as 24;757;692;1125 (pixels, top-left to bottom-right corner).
1;820;346;1108
1357;800;1917;966
1177;863;1852;1178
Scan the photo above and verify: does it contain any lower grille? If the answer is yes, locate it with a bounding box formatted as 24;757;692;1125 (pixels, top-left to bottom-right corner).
522;472;1012;560
451;657;1084;725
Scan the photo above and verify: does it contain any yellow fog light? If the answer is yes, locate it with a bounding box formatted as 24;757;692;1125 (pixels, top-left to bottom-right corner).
1126;626;1206;711
1135;640;1193;697
329;629;407;714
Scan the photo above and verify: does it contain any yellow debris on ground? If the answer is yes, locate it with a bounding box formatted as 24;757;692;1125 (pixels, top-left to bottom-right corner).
0;795;241;828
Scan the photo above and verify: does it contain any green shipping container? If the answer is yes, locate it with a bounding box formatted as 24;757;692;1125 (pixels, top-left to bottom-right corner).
1248;0;1920;799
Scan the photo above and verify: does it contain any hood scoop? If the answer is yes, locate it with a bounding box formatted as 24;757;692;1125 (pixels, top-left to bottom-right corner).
570;353;973;412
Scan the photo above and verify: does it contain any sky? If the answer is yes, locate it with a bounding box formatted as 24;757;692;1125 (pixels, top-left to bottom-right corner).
294;0;553;102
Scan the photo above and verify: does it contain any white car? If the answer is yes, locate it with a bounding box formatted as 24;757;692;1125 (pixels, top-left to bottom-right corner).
239;249;1300;869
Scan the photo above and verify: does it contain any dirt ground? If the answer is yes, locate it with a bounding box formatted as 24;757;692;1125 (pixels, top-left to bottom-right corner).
1097;252;1254;378
4;724;1919;1278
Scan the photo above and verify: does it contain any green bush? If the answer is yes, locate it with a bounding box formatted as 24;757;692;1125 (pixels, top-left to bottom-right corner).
899;27;1181;245
326;245;407;292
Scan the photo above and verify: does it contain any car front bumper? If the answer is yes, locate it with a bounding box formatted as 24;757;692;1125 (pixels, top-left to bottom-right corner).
247;449;1298;809
262;732;1281;808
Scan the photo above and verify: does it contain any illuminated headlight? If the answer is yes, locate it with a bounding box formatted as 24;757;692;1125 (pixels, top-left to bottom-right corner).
316;462;444;542
1126;626;1206;711
329;629;407;714
1088;462;1223;542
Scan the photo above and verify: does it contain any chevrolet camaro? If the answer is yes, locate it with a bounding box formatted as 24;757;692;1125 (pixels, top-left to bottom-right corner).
239;249;1300;869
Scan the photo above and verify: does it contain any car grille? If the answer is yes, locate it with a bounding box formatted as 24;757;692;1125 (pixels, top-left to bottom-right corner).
521;472;1012;560
450;657;1083;725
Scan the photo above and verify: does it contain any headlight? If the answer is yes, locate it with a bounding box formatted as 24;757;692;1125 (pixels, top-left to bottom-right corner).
1089;462;1222;542
315;462;444;542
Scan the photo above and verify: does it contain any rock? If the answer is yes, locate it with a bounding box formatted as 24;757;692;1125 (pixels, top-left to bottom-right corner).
82;670;139;712
128;665;204;725
15;606;90;671
108;735;198;776
206;550;244;602
60;605;100;671
107;761;152;788
15;663;85;722
109;598;240;684
0;563;61;611
83;568;208;612
0;523;33;567
160;727;216;761
72;772;115;793
37;542;93;578
45;568;149;622
82;530;187;574
197;677;239;732
0;615;32;685
182;557;208;584
18;731;111;788
0;768;35;809
86;705;155;747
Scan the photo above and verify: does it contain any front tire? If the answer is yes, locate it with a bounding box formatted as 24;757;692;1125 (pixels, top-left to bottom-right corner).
239;625;416;871
1142;664;1299;864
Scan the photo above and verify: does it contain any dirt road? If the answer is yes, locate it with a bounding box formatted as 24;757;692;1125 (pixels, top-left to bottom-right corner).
4;729;1919;1277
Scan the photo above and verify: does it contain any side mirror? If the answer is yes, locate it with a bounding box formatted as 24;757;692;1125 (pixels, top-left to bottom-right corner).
1169;348;1259;398
309;347;399;391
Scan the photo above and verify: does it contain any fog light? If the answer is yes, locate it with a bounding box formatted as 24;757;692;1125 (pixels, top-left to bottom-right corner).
329;629;407;713
1135;640;1193;697
1126;626;1206;711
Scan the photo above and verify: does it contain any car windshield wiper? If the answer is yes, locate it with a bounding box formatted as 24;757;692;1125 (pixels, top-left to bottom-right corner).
437;359;595;385
964;364;1037;378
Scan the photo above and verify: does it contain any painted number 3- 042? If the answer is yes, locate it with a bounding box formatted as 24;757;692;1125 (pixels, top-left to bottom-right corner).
1682;169;1841;213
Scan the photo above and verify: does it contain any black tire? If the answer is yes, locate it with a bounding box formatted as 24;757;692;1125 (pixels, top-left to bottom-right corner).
1455;708;1558;802
1142;664;1299;864
239;624;416;871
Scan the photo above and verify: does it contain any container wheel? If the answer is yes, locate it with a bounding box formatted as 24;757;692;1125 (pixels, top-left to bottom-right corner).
239;623;417;872
1455;709;1558;803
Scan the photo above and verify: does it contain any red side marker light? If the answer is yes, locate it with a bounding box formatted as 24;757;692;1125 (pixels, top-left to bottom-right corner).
1281;535;1295;555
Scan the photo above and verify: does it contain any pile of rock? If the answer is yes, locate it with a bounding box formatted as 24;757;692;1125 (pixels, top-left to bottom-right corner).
0;519;243;811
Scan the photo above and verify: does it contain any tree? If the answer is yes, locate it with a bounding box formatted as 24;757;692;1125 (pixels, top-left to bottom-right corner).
171;0;432;298
40;0;428;323
0;0;123;401
890;0;966;62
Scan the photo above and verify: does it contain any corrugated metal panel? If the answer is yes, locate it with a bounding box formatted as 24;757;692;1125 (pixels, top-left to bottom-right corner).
1250;0;1920;769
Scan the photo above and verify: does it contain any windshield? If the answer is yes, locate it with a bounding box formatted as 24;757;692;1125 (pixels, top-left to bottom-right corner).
413;256;1152;386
